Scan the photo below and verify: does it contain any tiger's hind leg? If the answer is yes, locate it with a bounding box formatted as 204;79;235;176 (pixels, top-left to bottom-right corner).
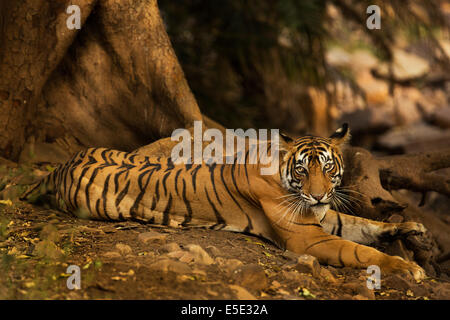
319;209;426;245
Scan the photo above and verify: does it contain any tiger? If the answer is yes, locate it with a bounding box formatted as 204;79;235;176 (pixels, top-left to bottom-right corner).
21;124;426;280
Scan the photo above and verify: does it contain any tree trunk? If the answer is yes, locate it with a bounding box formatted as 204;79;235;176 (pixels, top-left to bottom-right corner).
0;0;205;162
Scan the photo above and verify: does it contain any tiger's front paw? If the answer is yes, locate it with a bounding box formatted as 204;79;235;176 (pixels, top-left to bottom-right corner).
383;222;426;239
396;222;427;236
380;255;426;281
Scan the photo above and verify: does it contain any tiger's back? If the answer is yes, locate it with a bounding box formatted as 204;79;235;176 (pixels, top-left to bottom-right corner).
22;147;282;244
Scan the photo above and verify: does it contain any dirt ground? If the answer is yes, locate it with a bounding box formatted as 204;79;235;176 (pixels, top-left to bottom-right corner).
0;164;449;300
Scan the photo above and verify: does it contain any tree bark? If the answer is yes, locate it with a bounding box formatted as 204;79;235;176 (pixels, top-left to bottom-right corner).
0;0;205;162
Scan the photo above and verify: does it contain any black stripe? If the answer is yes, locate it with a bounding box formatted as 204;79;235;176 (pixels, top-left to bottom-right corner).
305;238;340;252
154;180;160;204
102;174;112;220
73;166;92;208
165;157;174;171
292;222;323;227
207;163;221;205
320;211;327;223
219;165;243;211
354;246;362;264
162;171;171;196
336;212;343;237
84;167;101;214
191;165;201;192
181;179;193;226
204;187;226;227
115;180;130;208
114;170;128;194
174;169;182;195
162;194;173;226
129;169;155;219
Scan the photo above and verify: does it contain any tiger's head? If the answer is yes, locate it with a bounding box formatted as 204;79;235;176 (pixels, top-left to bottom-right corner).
279;124;350;210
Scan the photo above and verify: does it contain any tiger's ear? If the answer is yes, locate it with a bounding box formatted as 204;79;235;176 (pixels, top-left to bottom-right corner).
280;132;294;144
278;132;294;154
330;123;351;146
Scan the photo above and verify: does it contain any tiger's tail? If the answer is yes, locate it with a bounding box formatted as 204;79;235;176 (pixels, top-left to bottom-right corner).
20;170;57;203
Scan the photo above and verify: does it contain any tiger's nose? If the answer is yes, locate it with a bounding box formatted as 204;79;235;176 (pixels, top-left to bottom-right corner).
311;193;325;202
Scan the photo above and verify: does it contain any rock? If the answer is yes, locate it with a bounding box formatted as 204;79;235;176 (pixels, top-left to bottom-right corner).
102;251;122;259
377;123;450;153
294;254;322;277
375;48;430;81
217;258;243;274
383;274;412;291
326;47;352;67
167;250;195;264
115;243;133;256
319;268;338;283
356;70;389;105
228;285;257;300
394;94;421;126
185;244;214;265
431;106;450;129
341;282;375;300
40;225;61;242
149;258;192;274
205;245;221;258
159;242;181;254
282;250;300;261
33;240;64;260
137;231;167;244
232;264;268;291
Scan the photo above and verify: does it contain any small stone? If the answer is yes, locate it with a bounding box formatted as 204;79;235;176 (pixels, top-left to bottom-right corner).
164;250;195;263
341;282;375;300
282;250;300;261
159;242;181;253
178;252;195;264
205;245;221;258
217;258;244;274
185;244;214;265
383;274;411;291
271;280;281;289
40;225;61;242
228;285;257;300
103;251;121;259
232;264;268;291
149;258;192;274
319;268;338;283
138;231;167;244
33;240;63;260
115;243;133;256
294;254;322;277
192;269;207;278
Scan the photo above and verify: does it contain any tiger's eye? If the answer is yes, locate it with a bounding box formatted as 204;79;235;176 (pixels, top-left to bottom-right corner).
295;166;306;175
323;163;333;171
